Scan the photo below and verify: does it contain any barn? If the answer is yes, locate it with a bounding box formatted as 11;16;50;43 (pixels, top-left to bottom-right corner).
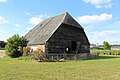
25;12;90;60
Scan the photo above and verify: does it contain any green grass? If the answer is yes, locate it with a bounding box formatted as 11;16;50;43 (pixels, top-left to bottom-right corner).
0;56;120;80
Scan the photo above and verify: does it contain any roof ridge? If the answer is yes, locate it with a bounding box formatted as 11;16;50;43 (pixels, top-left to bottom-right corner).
61;12;68;23
62;12;83;29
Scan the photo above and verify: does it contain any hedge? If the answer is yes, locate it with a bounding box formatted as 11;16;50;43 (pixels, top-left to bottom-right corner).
91;50;120;55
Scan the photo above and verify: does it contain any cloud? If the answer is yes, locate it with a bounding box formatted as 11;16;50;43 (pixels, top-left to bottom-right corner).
14;24;21;31
0;16;9;24
0;0;7;2
82;0;112;9
88;30;120;44
29;14;48;25
25;12;31;15
113;21;120;25
91;30;119;38
76;13;112;24
15;24;21;27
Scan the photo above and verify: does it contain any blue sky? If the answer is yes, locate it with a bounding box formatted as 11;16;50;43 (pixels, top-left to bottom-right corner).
0;0;120;45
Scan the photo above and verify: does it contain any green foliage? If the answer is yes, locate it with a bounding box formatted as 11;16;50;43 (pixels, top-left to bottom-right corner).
103;41;111;50
91;50;120;55
5;34;27;58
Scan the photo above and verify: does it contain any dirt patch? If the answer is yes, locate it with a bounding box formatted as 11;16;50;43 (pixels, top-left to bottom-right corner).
0;50;5;57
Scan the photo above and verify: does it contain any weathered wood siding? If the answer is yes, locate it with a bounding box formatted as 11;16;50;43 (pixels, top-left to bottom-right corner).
46;23;90;54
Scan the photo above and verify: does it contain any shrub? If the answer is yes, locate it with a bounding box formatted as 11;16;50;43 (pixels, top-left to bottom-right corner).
23;46;32;56
5;34;27;58
91;50;120;55
33;48;46;62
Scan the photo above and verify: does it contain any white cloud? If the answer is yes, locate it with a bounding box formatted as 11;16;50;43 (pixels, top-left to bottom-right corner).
29;16;42;25
0;0;7;2
76;13;112;24
25;12;31;15
91;30;119;38
15;24;21;27
88;30;120;44
82;0;112;9
0;16;9;24
13;24;21;31
29;14;47;25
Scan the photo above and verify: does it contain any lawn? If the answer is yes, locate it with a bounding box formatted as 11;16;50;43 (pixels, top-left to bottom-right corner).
0;56;120;80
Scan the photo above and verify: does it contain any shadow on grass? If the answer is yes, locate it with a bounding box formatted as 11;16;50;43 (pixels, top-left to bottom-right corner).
89;55;120;60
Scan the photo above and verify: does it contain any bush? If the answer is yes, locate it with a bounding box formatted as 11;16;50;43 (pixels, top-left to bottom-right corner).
33;48;46;62
23;46;32;56
5;34;27;58
17;46;46;62
91;50;120;55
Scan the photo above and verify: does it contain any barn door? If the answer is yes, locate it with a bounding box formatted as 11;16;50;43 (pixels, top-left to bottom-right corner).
71;41;77;51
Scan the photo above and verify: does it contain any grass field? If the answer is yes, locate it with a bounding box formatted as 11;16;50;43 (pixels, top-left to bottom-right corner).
0;56;120;80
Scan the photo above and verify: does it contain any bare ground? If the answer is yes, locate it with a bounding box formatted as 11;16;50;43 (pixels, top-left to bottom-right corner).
0;50;5;57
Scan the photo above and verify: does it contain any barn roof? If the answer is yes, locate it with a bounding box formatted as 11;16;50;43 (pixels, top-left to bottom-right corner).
25;12;83;45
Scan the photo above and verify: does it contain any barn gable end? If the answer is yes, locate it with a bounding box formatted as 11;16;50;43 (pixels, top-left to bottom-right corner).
25;12;90;59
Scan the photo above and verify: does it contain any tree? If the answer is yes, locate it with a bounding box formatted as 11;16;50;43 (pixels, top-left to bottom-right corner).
103;41;111;50
5;34;27;58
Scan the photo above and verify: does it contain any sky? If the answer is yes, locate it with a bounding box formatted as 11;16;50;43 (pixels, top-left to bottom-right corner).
0;0;120;45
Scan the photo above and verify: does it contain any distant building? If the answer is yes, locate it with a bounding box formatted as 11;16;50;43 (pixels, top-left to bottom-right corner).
111;46;120;50
90;44;97;48
90;44;104;50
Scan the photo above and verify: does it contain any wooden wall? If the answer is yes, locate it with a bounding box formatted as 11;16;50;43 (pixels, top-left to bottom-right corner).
46;23;90;54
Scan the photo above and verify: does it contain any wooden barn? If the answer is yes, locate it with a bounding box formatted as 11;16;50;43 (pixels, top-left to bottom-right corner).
25;12;90;60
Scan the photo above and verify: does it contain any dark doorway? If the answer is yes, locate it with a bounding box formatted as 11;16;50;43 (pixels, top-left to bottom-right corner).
71;41;77;51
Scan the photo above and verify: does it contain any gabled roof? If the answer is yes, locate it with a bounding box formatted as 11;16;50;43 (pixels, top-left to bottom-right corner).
25;12;83;45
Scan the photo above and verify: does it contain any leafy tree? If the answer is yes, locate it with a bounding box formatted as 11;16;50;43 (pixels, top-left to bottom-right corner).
5;34;27;58
103;41;111;50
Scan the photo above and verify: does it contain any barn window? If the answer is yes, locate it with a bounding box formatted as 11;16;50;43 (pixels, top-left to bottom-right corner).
71;41;77;51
